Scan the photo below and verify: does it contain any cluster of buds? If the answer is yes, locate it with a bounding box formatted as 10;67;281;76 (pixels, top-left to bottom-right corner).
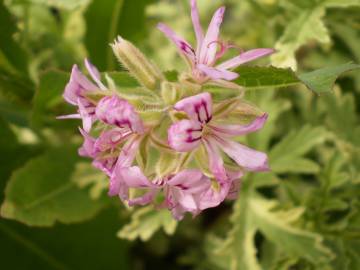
60;0;274;220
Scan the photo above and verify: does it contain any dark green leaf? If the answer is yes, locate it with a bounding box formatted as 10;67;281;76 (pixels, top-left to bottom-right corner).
31;70;73;129
0;2;28;74
84;0;154;70
0;208;130;270
1;146;107;226
298;63;360;94
234;66;299;89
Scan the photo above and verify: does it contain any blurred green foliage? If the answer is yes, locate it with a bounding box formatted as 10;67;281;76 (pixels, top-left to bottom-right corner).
0;0;359;269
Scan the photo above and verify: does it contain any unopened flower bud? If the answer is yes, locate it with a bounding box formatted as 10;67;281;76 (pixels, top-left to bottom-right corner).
95;95;145;134
111;36;164;90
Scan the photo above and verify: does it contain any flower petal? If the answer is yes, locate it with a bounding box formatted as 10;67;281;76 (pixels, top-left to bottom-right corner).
174;92;213;123
226;170;244;200
119;166;155;188
190;0;204;53
157;23;196;63
92;157;117;176
116;135;142;168
166;170;212;218
203;137;227;182
84;58;107;90
168;120;203;152
77;98;95;132
63;64;97;105
199;6;225;65
217;48;275;70
95;95;145;134
170;203;188;220
210;113;268;137
107;135;142;190
127;189;158;206
217;138;269;172
78;128;95;158
197;181;230;210
56;114;81;119
94;128;131;153
108;165;155;203
197;64;238;81
167;169;210;193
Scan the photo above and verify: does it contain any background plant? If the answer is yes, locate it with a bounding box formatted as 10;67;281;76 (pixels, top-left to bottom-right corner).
0;0;359;269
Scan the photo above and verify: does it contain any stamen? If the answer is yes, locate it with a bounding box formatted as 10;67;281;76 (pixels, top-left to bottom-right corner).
207;40;245;64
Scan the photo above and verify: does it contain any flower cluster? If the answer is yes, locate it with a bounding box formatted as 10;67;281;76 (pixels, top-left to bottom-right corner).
60;0;273;220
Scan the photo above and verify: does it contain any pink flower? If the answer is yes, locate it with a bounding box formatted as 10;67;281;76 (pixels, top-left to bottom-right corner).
59;59;107;132
78;95;146;176
168;92;269;182
157;0;274;84
109;166;242;220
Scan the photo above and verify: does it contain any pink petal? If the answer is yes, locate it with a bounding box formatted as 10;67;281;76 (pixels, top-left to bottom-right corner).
174;92;213;123
168;120;203;152
225;170;244;200
92;157;117;176
190;0;204;54
210;114;268;137
108;166;154;200
94;128;131;153
157;23;196;63
107;135;142;193
78;128;95;158
203;137;227;182
108;165;156;203
217;48;275;70
217;138;269;172
95;95;145;134
127;189;158;206
166;170;212;218
119;166;155;188
77;99;94;132
197;64;238;81
167;169;210;193
56;114;81;119
170;204;188;220
197;181;230;210
116;135;142;168
63;64;97;105
170;188;198;210
226;179;241;200
199;6;225;65
84;58;107;90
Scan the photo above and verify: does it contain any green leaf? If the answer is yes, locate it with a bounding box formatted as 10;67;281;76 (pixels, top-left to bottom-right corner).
271;0;360;69
320;88;360;147
1;147;107;226
31;70;70;128
324;0;360;8
269;126;329;173
0;208;130;270
214;182;262;270
0;116;40;203
27;0;90;9
271;7;330;69
249;197;334;264
71;162;109;200
213;179;334;269
85;0;154;70
298;63;360;94
234;64;360;94
118;205;177;241
234;66;299;89
0;2;28;74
